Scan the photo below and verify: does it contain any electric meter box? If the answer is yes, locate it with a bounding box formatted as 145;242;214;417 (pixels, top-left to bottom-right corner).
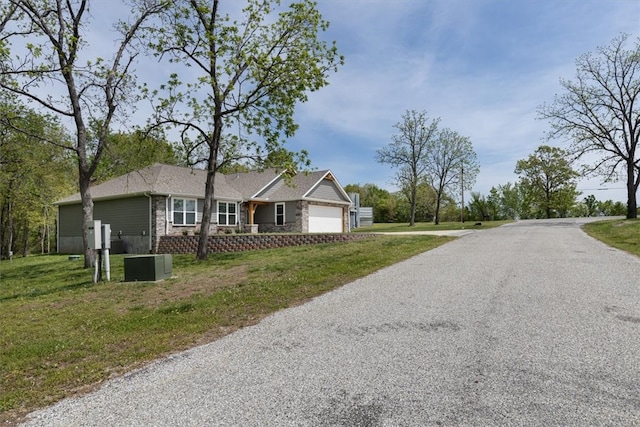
87;220;102;250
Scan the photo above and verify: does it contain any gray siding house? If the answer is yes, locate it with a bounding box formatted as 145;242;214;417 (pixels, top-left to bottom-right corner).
56;164;352;254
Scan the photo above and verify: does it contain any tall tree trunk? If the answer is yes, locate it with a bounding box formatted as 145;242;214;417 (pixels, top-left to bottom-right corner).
409;182;417;227
21;220;29;257
0;201;6;260
434;193;441;225
197;168;216;260
7;199;13;258
39;226;44;254
41;204;47;254
627;162;638;219
196;114;223;260
0;205;3;260
79;168;95;268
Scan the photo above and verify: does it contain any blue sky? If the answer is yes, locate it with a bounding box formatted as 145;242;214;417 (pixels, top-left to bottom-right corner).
280;0;640;203
18;0;638;203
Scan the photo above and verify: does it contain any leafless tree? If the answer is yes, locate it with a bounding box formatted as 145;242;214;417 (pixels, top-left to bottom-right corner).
539;34;640;218
377;110;439;226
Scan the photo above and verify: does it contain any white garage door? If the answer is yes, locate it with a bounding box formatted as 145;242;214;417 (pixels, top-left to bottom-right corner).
308;205;343;233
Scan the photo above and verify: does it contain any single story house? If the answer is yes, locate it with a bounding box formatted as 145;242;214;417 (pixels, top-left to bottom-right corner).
55;163;353;254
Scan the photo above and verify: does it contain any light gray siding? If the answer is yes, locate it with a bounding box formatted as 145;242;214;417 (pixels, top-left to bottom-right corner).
359;207;374;227
254;203;274;224
258;178;285;198
308;180;348;202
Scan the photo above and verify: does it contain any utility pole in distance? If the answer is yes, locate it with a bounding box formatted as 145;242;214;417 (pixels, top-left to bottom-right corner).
461;165;465;223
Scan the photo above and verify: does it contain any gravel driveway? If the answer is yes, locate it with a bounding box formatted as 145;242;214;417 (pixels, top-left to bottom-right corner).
22;218;640;426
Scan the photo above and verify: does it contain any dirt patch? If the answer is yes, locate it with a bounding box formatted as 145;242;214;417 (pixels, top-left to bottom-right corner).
613;220;636;227
152;264;247;304
116;264;249;312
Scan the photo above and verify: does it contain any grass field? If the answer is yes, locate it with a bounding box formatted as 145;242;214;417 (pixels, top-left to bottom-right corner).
353;220;513;233
3;218;634;423
582;218;640;257
0;234;453;423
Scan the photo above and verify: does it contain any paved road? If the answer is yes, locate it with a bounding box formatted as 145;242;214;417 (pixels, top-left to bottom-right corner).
23;218;640;426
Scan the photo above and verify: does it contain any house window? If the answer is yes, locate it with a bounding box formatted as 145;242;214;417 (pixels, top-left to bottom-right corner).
173;198;196;225
275;203;285;226
218;201;237;225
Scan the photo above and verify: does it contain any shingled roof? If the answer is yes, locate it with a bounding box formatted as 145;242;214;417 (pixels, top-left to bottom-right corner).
55;164;348;205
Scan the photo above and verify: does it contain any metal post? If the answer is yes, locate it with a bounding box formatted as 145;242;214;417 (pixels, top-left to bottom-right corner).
104;248;111;281
101;223;111;282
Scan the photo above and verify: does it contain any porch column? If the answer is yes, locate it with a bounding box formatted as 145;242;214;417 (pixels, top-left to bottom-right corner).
248;202;257;225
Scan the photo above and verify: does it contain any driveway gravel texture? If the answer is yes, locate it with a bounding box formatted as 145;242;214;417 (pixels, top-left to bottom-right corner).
22;218;640;426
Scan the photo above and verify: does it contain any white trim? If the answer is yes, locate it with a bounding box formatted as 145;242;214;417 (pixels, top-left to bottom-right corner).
216;201;238;226
301;197;351;205
165;194;171;235
56;206;60;253
172;197;198;226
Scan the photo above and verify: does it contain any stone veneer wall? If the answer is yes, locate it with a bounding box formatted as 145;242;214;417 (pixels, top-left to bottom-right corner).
157;233;375;254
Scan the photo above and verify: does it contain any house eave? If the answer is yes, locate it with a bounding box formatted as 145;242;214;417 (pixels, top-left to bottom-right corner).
55;193;249;207
246;196;351;205
54;191;162;206
303;197;352;206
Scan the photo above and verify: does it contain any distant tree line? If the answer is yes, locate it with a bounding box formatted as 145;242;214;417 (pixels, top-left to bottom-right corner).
347;143;627;226
344;182;460;224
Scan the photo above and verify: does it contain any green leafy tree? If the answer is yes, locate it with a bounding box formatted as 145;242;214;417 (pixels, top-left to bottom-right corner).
92;130;181;184
395;181;436;223
467;192;492;221
515;145;581;218
344;183;398;223
425;128;479;225
376;110;440;226
598;199;627;216
583;194;598;217
538;34;640;219
497;182;532;219
486;187;503;220
393;184;457;223
439;196;463;222
142;0;343;260
411;182;437;222
0;101;75;258
0;0;167;267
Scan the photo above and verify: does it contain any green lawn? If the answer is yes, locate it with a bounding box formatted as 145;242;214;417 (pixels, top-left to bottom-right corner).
582;218;640;257
353;220;513;233
0;234;453;423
